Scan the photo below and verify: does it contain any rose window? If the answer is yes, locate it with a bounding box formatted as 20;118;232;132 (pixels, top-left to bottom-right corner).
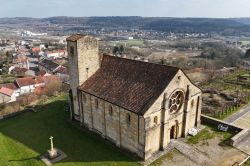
169;91;184;113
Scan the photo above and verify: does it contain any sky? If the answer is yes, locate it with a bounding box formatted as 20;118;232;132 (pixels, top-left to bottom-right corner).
0;0;249;18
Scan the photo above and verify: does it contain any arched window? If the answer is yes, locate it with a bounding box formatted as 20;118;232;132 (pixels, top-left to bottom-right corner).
109;105;113;116
169;91;184;114
154;116;158;124
95;98;99;110
126;114;131;125
191;99;194;108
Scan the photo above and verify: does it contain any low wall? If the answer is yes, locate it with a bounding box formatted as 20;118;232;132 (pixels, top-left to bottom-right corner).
201;114;243;133
230;129;249;146
201;114;250;147
0;109;32;121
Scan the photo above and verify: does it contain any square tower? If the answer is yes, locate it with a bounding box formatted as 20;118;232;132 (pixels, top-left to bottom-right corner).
67;34;100;120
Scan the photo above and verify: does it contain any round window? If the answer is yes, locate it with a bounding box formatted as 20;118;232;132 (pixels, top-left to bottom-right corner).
169;91;184;113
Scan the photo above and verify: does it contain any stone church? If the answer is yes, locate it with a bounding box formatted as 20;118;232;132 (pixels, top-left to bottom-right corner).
67;34;202;160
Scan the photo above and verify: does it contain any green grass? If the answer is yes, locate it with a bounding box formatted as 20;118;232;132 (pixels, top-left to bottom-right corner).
0;93;139;166
187;126;233;145
241;73;250;78
150;149;179;166
244;159;250;166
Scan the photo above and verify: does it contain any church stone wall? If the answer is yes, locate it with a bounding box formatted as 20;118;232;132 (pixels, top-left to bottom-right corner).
77;37;99;84
143;70;202;160
67;36;99;120
67;41;80;119
79;91;145;158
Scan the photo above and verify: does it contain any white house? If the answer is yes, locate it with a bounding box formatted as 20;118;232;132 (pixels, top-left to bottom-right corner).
0;87;16;103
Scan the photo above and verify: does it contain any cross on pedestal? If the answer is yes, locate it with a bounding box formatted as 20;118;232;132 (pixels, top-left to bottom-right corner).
49;136;54;151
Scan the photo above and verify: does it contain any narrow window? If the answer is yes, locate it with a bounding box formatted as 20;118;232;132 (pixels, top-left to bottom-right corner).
191;99;194;108
127;114;131;125
154;116;158;124
70;46;74;55
95;98;99;110
109;105;113;116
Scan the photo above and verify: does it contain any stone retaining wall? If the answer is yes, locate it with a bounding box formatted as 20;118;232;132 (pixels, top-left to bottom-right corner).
201;114;242;133
201;114;250;147
230;129;249;146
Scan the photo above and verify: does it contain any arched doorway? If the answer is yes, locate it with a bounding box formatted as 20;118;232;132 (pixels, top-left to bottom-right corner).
170;125;176;139
170;120;179;139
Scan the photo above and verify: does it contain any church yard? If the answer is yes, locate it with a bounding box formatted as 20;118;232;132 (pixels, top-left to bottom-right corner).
0;93;139;166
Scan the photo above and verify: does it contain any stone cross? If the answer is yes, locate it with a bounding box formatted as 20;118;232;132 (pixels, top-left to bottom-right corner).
49;136;54;151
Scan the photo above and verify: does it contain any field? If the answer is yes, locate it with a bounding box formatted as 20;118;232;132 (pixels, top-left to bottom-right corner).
240;40;250;45
0;94;138;166
111;40;144;47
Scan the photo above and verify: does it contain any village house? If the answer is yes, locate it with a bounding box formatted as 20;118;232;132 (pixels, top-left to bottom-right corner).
38;58;61;74
0;75;62;104
46;50;67;59
15;77;44;95
0;87;16;104
0;83;20;98
67;34;202;160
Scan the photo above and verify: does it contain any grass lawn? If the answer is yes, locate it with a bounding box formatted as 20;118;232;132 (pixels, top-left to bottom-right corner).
187;126;233;145
244;160;250;166
0;93;139;166
149;149;178;166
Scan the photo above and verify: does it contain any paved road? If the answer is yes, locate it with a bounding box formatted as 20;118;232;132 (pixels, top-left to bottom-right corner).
235;132;250;155
170;140;211;166
225;104;250;124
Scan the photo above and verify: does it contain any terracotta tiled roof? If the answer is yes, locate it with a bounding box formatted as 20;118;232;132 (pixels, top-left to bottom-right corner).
37;70;47;76
42;75;61;84
54;66;68;74
35;76;45;84
11;67;28;74
0;83;19;90
79;55;179;115
47;50;65;54
16;77;36;87
0;87;14;96
66;34;84;42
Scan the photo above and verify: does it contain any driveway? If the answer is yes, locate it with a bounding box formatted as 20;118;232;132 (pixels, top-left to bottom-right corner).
235;132;250;155
225;104;250;129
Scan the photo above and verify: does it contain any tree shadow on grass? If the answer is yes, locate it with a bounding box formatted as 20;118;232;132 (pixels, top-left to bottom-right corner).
0;98;138;165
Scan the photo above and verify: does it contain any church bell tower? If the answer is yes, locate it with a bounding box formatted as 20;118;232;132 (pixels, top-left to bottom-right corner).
66;34;100;120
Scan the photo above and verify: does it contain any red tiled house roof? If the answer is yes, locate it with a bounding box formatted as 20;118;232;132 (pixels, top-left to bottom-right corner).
0;83;19;90
0;87;14;96
16;77;36;87
79;55;179;115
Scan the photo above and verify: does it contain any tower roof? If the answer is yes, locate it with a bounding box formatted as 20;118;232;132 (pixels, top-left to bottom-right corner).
79;55;180;115
66;34;85;42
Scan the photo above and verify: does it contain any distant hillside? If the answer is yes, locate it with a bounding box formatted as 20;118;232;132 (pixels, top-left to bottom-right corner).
231;18;250;25
1;16;250;36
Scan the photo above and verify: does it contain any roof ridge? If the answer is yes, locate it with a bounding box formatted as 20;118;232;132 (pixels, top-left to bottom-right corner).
101;54;180;70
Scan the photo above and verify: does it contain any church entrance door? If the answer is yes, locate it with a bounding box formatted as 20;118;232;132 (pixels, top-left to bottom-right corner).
170;125;176;139
170;120;179;139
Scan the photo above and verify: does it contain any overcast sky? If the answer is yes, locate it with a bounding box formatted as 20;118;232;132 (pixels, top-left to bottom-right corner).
0;0;249;18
